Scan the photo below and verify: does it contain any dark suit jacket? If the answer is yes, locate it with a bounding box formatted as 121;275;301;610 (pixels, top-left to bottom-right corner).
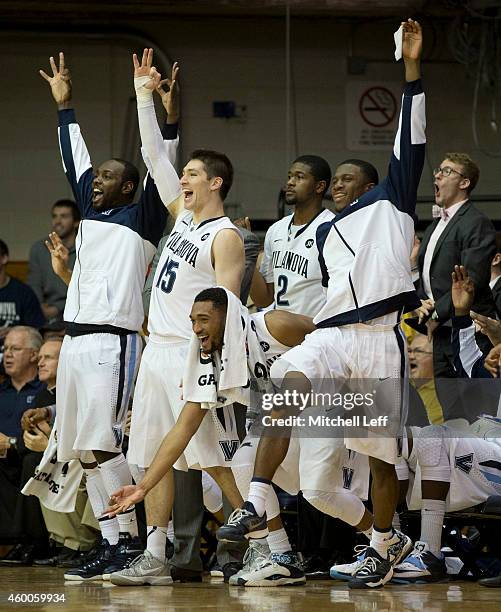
417;201;496;322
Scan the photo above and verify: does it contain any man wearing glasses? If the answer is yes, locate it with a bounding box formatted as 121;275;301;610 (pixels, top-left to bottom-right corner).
416;153;496;421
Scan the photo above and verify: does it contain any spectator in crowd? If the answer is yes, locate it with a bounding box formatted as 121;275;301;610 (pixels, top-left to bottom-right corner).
408;334;443;425
489;234;501;319
28;200;79;323
0;326;44;562
417;153;496;421
0;241;45;351
20;338;99;567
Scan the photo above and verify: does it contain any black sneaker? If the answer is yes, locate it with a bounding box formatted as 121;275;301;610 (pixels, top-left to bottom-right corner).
216;502;268;543
64;539;116;581
102;533;144;581
223;561;242;583
59;542;101;568
349;547;393;589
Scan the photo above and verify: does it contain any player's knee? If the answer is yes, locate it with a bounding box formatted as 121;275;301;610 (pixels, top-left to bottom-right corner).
413;425;451;481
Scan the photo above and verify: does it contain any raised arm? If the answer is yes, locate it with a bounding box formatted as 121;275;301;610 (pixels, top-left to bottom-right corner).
133;49;183;217
384;19;425;217
40;52;93;218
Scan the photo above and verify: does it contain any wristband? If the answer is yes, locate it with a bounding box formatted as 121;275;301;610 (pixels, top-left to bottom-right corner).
134;76;154;108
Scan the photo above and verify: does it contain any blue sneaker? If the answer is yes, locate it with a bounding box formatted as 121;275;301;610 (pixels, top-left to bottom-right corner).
392;541;447;584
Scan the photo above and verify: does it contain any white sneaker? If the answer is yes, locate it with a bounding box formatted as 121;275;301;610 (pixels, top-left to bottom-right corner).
110;550;173;586
232;551;305;587
330;545;368;581
387;530;413;566
229;540;270;585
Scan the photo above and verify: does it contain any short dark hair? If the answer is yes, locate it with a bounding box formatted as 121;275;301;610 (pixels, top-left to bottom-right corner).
293;155;332;196
52;199;81;223
339;159;379;185
189;150;234;200
444;152;480;194
112;158;140;198
194;287;228;311
0;239;8;257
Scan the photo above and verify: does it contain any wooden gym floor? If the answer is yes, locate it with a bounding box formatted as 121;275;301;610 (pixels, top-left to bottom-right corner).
1;567;501;611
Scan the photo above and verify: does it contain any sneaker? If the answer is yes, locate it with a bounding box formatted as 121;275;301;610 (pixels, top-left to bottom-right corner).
349;547;393;589
223;562;243;583
229;540;270;585
216;501;268;543
387;530;413;566
233;551;305;587
392;541;447;584
64;539;116;582
210;563;224;577
102;533;144;580
330;545;368;581
110;550;173;586
59;542;101;569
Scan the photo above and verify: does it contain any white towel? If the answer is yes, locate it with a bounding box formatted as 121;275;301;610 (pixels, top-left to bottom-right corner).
183;288;270;409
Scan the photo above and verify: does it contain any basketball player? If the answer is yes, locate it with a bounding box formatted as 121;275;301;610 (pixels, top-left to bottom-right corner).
393;424;501;583
39;52;181;581
218;19;425;589
117;50;245;586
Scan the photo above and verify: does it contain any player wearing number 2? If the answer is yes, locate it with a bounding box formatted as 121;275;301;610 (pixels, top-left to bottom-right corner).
125;49;245;584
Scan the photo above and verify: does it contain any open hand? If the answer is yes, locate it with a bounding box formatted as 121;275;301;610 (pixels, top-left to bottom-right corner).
156;61;180;122
402;19;422;62
40;52;72;107
105;484;146;517
45;232;71;282
471;311;501;346
451;265;475;316
133;48;161;90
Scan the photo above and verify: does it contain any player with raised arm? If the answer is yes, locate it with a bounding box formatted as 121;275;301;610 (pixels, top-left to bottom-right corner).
218;20;425;590
115;50;245;586
39;51;181;582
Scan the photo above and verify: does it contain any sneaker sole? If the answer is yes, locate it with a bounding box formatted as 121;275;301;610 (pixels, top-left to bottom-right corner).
349;567;393;589
329;570;354;581
391;575;448;585
110;575;173;586
217;528;269;543
63;574;104;582
235;576;306;587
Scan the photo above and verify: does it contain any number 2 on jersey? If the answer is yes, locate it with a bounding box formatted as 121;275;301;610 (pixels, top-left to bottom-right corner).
156;257;179;294
276;274;289;306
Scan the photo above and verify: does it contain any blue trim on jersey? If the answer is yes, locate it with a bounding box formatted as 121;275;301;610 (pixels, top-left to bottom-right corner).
479;470;501;485
58;109;170;248
124;334;138;409
316;221;331;289
315;290;419;327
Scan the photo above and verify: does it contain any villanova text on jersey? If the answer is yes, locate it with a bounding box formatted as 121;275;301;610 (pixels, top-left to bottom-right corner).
165;231;200;267
271;249;309;279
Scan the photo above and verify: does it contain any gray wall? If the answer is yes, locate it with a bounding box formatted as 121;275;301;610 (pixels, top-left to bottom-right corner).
1;17;500;259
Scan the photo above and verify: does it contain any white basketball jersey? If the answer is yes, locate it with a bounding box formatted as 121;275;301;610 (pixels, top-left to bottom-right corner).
148;211;238;342
251;310;289;373
260;208;334;317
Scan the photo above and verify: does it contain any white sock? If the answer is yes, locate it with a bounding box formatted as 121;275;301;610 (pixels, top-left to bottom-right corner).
370;527;394;559
362;527;373;541
167;520;175;542
420;499;445;556
147;526;167;561
248;480;271;517
392;512;401;532
84;467;119;545
267;528;291;555
99;454;138;537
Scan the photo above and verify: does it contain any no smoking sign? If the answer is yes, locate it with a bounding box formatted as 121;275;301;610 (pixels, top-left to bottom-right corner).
359;87;397;128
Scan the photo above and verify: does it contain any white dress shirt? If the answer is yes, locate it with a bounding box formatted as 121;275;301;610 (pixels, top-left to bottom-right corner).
422;200;468;300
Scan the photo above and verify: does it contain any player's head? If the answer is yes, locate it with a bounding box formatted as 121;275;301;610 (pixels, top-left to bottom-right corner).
3;326;43;380
51;199;80;239
92;158;140;211
182;150;234;210
38;337;62;387
285;156;331;207
331;159;379;213
190;288;228;354
408;334;433;384
0;239;8;270
434;153;479;208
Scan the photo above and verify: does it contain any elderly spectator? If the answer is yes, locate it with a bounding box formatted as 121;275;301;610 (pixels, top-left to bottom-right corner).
408;334;443;425
0;326;44;563
416;153;496;421
0;242;45;353
27;200;79;323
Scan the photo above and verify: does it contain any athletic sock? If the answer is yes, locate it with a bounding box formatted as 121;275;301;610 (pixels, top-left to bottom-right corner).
267;528;291;555
392;511;401;532
84;467;120;545
147;526;167;561
370;526;395;559
99;454;138;537
247;479;271;517
420;499;446;556
166;520;175;542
